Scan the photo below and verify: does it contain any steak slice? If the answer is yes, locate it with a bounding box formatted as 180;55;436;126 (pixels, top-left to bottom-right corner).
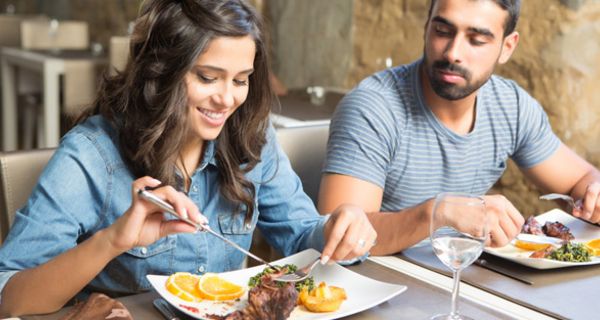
522;216;544;235
217;276;298;320
542;221;574;240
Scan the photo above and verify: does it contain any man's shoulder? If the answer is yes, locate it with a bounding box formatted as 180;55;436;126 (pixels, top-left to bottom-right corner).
484;74;529;98
356;62;415;93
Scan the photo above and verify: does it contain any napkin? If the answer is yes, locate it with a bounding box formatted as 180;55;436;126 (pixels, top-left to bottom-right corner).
59;293;132;320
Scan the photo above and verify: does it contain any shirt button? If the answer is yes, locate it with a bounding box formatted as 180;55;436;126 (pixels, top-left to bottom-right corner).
198;266;205;273
140;247;148;255
192;185;198;192
245;223;252;230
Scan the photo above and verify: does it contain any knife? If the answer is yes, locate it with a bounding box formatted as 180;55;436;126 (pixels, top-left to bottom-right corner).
474;258;534;285
138;189;279;271
153;298;180;320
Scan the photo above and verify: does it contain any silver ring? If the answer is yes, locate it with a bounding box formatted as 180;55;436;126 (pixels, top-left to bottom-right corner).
358;238;366;248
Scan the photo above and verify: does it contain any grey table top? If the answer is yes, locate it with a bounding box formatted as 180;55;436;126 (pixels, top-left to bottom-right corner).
22;259;510;320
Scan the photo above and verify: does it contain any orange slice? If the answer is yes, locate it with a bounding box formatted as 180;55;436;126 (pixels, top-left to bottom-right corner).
197;273;245;301
166;272;202;302
513;240;552;251
585;239;600;256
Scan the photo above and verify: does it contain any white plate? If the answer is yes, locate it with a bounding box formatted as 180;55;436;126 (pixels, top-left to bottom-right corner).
484;209;600;269
147;248;407;319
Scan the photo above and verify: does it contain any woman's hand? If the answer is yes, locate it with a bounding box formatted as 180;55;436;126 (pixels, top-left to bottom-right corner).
105;176;207;254
321;204;377;263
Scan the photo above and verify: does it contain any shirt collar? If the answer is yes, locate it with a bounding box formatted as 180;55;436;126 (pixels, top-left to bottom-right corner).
200;139;218;169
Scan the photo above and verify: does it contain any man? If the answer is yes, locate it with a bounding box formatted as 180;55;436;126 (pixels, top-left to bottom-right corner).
318;0;600;255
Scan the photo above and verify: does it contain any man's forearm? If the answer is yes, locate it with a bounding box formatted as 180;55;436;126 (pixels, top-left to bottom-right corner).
368;199;434;256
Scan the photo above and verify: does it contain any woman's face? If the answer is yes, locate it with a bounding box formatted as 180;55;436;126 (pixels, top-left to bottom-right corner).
184;35;256;143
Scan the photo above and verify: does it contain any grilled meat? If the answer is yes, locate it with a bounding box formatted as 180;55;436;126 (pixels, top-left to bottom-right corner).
219;276;298;320
542;221;574;241
522;216;544;235
522;217;574;240
529;246;554;259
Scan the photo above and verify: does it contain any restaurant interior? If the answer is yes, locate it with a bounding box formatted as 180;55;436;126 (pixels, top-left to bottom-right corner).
0;0;599;319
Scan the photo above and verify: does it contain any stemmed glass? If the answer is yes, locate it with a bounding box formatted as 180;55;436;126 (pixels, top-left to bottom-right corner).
430;193;488;320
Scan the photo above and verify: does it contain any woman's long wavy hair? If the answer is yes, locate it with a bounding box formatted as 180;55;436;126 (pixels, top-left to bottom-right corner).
79;0;272;221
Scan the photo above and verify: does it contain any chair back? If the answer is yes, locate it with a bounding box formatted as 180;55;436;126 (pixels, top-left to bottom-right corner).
275;124;329;204
0;148;54;244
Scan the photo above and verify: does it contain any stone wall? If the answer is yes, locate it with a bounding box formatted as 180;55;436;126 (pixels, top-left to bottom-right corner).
267;0;354;89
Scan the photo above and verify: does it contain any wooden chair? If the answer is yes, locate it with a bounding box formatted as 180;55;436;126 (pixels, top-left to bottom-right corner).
0;148;54;244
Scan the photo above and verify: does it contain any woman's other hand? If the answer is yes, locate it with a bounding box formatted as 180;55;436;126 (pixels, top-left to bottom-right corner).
321;204;377;263
106;176;207;253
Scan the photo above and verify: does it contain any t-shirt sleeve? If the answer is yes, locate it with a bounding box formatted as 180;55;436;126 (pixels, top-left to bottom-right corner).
512;87;561;168
323;88;398;188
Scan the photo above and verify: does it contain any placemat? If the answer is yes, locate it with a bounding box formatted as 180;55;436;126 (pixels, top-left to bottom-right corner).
399;243;600;319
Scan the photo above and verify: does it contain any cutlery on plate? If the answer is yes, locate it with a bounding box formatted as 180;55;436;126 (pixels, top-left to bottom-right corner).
516;233;565;246
539;193;600;226
274;257;320;282
138;189;279;271
474;258;534;285
153;298;180;320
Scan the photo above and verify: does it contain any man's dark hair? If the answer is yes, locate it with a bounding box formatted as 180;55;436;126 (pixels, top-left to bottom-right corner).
427;0;521;37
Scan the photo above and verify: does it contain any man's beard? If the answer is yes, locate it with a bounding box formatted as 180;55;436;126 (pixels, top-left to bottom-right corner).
424;57;489;101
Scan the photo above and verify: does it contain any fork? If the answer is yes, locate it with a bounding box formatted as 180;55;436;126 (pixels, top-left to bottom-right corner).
539;193;582;209
274;258;320;282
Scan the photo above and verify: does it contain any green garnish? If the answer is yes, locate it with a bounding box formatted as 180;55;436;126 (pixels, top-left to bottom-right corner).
248;264;315;292
548;242;591;262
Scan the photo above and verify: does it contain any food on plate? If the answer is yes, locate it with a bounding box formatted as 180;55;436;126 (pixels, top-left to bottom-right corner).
166;272;202;302
214;275;298;320
198;273;245;301
547;243;591;262
248;264;315;292
522;217;574;240
585;239;600;256
298;282;347;313
522;216;544;235
514;239;552;252
542;221;574;241
529;246;554;259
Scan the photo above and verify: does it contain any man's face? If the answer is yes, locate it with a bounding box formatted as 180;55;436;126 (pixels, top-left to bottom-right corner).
423;0;511;100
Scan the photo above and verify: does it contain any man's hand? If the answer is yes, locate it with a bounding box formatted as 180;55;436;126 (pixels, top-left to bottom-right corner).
572;182;600;223
321;204;377;263
482;195;525;247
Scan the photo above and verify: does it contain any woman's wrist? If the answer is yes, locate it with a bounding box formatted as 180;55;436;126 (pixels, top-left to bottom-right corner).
94;227;129;259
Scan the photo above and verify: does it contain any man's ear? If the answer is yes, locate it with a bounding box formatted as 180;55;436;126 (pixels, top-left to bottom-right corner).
498;31;519;64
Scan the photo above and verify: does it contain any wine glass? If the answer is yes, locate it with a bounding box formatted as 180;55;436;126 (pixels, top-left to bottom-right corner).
430;192;488;320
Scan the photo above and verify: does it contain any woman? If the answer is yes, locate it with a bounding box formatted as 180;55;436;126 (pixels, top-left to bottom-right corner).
0;0;376;316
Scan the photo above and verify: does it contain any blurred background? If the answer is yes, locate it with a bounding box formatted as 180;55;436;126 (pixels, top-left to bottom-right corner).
0;0;599;216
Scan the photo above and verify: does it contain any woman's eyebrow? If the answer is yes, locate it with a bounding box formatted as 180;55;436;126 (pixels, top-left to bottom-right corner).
196;65;254;75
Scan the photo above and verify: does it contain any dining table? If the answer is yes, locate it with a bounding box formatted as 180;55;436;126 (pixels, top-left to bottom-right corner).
1;46;107;151
20;254;557;320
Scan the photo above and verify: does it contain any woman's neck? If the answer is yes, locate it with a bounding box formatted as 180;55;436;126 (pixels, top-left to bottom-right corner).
178;136;205;192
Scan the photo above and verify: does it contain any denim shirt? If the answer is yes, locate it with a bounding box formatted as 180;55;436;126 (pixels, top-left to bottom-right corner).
0;115;327;300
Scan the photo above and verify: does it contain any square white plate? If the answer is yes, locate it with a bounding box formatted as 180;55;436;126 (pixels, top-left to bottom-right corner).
484;209;600;269
147;248;407;319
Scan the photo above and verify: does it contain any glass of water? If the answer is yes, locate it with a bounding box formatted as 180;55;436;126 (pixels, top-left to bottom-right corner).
430;192;487;320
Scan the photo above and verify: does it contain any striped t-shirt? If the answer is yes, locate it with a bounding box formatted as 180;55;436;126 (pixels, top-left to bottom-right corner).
324;59;561;211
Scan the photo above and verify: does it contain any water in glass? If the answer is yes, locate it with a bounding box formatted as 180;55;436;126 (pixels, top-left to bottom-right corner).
430;193;487;320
